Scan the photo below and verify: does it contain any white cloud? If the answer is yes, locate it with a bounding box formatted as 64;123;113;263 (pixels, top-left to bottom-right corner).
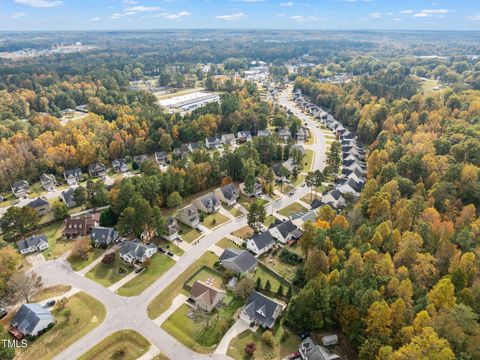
369;12;382;18
91;17;101;21
14;0;62;7
400;10;413;14
466;14;480;20
111;5;162;19
11;12;27;18
290;15;319;22
152;11;191;19
216;12;246;20
123;0;138;3
280;1;293;6
414;9;448;17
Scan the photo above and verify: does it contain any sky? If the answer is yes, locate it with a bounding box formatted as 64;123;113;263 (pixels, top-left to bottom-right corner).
0;0;479;31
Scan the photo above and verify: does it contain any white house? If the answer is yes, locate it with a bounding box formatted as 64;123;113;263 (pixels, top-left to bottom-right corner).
269;220;303;244
322;189;345;208
246;232;275;256
177;204;200;228
119;240;157;264
193;192;221;214
205;137;221;149
215;183;239;206
221;134;237;146
16;235;49;255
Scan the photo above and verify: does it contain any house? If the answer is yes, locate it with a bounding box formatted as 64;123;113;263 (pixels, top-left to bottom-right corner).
220;248;258;274
278;128;292;142
240;181;263;198
269;220;303;244
297;128;306;142
9;304;54;339
215;183;239;206
299;337;341;360
40;173;56;191
11;180;29;198
187;142;201;153
246;231;276;256
322;189;345;208
119;240;157;264
257;129;272;137
337;177;363;197
17;235;49;255
291;144;305;156
205;137;221;149
75;104;89;113
344;167;364;183
237;131;252;142
221;133;237;146
64;168;82;186
155;151;167;165
112;159;128;173
88;163;107;178
193;192;221;214
26;197;50;216
60;188;77;208
273;163;290;183
90;227;118;248
163;216;179;241
63;217;98;239
177;204;200;228
133;154;149;166
240;291;284;329
189;280;226;312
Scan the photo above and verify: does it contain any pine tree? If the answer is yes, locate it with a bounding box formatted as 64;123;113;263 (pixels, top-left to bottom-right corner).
277;285;284;297
256;277;262;290
265;279;272;292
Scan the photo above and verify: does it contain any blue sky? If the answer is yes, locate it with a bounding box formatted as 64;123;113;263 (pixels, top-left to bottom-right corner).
0;0;479;31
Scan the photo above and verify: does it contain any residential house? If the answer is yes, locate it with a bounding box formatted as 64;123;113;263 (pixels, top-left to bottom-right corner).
64;168;83;186
299;337;341;360
237;131;252;142
119;240;157;264
205;137;221;149
133;154;149;166
278;128;292;142
193;192;221;214
240;291;284;329
9;304;54;339
187;142;201;153
219;248;258;274
189;280;226;313
337;177;363;197
173;145;189;159
221;133;236;146
75;104;89;113
112;159;128;173
11;180;29;198
155;151;167;165
269;220;303;244
215;183;239;206
246;231;275;256
297;128;306;142
90;226;118;248
88;163;107;178
60;188;77;208
257;129;272;137
240;181;263;198
291;144;305;156
63;217;98;239
17;235;49;255
177;204;200;228
163;216;179;241
322;189;345;208
40;173;56;191
26;197;50;216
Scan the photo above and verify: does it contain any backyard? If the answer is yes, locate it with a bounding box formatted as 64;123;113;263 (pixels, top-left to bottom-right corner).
278;202;307;218
185;266;224;289
85;254;133;287
253;264;290;295
78;330;150;360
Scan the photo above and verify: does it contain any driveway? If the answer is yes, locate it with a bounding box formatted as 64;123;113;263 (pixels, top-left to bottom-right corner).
153;293;188;325
214;318;250;355
27;253;46;267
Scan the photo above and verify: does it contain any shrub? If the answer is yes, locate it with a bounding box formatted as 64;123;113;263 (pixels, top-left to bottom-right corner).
244;342;256;357
261;330;275;347
279;248;303;265
102;253;115;264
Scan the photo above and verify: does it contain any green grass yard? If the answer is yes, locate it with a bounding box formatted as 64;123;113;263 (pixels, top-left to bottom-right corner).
231;226;254;240
263;215;277;228
185;266;224;289
68;247;104;271
32;285;72;302
202;212;229;229
278;202;307;218
254;264;290;294
216;237;241;249
42;221;76;259
85;254;133;287
225;205;243;217
303;149;314;171
179;223;202;243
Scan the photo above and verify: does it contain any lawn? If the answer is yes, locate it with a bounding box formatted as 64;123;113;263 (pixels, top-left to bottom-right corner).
303;149;314;171
117;254;176;296
261;253;299;282
239;195;255;209
278;202;307;218
68;247;104;271
263;215;277;228
420;78;444;95
17;292;106;360
154;237;185;256
85;254;133;287
227;325;298;360
202;212;229;229
254;264;290;294
292;175;305;187
78;330;150;360
301;193;322;204
148;251;219;319
32;285;72;302
42;221;76;259
216;237;241;249
162;297;243;353
179;223;202;243
185;266;224;289
279;184;295;195
225;205;243;217
231;225;254;240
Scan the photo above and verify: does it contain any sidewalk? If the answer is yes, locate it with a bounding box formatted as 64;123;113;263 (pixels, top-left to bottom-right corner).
153;293;188;325
108;270;140;292
77;245;119;276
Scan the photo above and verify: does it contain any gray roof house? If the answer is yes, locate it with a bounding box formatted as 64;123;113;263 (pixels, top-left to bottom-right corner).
40;173;56;191
10;304;54;338
133;154;149;165
12;180;29;198
112;158;128;173
90;227;118;248
177;204;200;228
246;231;275;256
322;189;345;208
163;216;179;241
299;337;341;360
60;188;77;208
269;220;303;244
155;151;167;164
220;248;258;274
26;197;50;216
237;131;252;142
64;168;82;186
193;192;221;214
240;181;263;198
205;137;221;149
257;129;272;137
119;240;157;264
297;128;306;142
88;163;107;178
215;183;239;206
221;133;236;146
240;291;284;329
17;235;49;255
278;128;292;142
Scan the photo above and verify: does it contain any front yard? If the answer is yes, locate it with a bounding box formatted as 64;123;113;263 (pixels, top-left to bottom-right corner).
78;330;150;360
85;254;133;287
117;254;176;296
303;149;314;171
16;292;106;360
231;225;254;240
216;237;241;249
202;212;229;229
278;202;307;218
179;223;202;243
32;285;72;302
161;296;244;353
43;221;77;259
68;247;104;271
225;205;243;217
263;215;277;228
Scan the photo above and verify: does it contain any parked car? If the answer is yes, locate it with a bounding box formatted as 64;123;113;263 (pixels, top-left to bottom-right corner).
166;251;174;257
135;267;145;274
288;352;301;360
158;247;166;253
46;300;56;307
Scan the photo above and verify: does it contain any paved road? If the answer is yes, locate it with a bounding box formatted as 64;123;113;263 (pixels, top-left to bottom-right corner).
28;86;327;360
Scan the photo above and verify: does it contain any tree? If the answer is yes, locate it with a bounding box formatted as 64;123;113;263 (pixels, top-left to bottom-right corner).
391;327;454;360
71;238;91;260
236;277;255;299
150;206;166;238
0;347;15;360
159;133;173;152
73;186;86;208
53;201;69;221
0;246;21;299
428;277;456;311
261;330;275;347
166;192;183;208
247;200;266;227
244;342;256;357
8;272;43;304
299;221;315;259
100;207;118;227
0;206;39;241
366;301;392;338
244;173;256;196
264;279;272;292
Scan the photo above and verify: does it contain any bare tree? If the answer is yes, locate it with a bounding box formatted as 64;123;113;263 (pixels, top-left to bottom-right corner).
8;272;43;303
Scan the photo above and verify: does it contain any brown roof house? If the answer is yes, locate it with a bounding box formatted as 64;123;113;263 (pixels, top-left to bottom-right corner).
63;216;98;239
189;280;226;313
